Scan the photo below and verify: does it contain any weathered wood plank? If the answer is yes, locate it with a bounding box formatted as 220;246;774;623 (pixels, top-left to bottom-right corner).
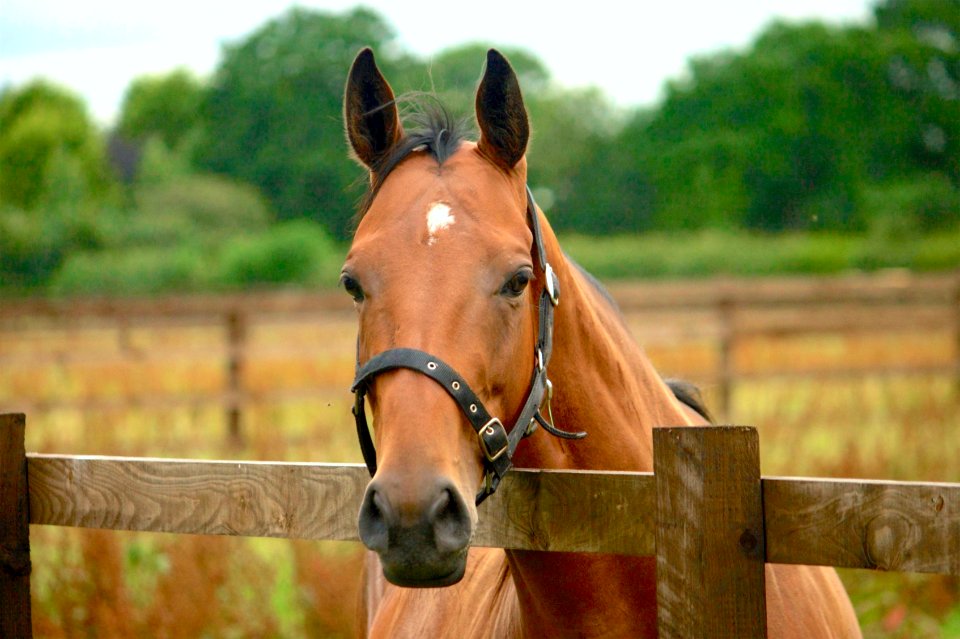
28;456;369;540
476;469;656;555
1;414;32;639
26;456;658;554
654;426;767;639
764;477;960;575
24;453;960;576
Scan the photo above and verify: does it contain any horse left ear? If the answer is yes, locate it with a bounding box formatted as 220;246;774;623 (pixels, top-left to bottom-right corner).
344;48;404;170
476;49;529;170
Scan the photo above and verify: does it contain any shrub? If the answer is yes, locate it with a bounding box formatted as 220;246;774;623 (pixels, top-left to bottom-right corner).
134;174;272;241
863;177;960;233
215;220;341;288
0;208;67;288
49;245;206;296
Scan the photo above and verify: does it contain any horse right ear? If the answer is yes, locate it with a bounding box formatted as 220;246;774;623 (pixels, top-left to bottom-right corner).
344;48;404;170
476;49;529;171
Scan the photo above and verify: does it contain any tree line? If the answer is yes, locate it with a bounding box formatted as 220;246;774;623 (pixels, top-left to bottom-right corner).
0;0;957;294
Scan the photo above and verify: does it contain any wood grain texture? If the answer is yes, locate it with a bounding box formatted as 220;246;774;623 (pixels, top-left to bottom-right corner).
764;477;960;575
476;469;656;555
1;414;32;639
23;453;960;576
654;426;767;639
28;456;370;540
27;456;657;554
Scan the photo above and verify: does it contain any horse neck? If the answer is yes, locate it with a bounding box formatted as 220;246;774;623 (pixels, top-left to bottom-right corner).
512;222;691;474
504;218;692;639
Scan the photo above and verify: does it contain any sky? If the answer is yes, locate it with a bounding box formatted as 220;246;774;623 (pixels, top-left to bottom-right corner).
0;0;874;125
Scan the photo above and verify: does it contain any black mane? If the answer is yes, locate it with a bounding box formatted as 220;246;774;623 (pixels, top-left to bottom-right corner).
357;96;473;218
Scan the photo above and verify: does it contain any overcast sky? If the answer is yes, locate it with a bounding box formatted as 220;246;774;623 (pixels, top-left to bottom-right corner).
0;0;874;125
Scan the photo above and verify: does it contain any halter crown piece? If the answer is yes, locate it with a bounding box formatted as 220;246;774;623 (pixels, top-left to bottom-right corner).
350;187;587;505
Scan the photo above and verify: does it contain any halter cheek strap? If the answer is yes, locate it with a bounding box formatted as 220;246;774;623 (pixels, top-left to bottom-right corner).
350;187;586;505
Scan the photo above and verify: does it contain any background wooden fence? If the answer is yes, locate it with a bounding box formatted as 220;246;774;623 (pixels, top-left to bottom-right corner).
2;271;958;441
2;413;959;638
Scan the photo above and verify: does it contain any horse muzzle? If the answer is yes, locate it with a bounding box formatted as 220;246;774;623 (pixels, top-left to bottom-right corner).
358;477;474;587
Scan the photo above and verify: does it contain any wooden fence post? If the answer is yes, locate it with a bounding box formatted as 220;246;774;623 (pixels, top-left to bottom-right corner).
1;413;32;639
654;426;767;639
226;311;246;447
716;296;734;421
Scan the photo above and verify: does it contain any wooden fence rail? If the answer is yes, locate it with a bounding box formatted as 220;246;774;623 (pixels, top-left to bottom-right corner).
2;413;959;638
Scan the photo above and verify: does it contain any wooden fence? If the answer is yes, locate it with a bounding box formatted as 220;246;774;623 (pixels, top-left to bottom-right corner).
2;412;959;638
2;271;958;439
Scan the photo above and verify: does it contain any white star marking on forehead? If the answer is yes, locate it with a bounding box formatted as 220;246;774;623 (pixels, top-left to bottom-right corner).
425;201;455;245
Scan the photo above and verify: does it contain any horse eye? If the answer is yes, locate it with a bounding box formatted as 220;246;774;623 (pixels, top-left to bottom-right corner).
340;274;365;302
500;269;532;298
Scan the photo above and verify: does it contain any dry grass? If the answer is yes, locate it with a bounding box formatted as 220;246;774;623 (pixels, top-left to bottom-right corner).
6;303;959;638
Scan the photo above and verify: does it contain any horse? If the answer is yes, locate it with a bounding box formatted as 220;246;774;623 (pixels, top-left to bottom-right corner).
341;47;861;639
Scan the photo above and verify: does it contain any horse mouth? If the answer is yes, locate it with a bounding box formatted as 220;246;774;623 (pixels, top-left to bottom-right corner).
380;550;468;588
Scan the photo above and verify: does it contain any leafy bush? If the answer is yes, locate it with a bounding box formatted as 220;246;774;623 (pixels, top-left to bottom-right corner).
49;246;207;296
863;177;960;233
0;81;114;211
214;220;341;287
133;174;273;242
0;209;68;288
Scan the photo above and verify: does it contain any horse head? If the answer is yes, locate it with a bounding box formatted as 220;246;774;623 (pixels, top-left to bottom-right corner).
343;48;544;587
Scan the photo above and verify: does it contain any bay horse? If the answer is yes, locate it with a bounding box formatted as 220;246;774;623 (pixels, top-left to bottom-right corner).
342;47;861;638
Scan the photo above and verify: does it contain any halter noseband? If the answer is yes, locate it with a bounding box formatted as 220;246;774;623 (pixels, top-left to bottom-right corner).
350;187;586;505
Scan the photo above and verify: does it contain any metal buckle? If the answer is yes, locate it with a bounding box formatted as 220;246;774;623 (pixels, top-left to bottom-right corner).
544;263;559;307
478;418;508;462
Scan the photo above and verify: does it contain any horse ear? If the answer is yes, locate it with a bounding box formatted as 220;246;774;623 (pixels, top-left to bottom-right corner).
476;49;529;170
344;48;404;169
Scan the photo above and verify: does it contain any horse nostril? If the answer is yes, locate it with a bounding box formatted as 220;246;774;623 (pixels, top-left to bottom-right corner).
429;486;472;554
358;486;392;553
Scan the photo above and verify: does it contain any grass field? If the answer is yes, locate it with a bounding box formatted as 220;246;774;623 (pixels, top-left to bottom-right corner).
5;290;959;638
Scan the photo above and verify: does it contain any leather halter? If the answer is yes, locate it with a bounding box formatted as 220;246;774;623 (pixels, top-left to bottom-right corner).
350;187;586;505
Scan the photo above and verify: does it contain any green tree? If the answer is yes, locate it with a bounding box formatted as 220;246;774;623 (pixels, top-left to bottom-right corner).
873;0;960;182
117;69;204;150
0;81;113;211
575;15;960;236
196;7;400;239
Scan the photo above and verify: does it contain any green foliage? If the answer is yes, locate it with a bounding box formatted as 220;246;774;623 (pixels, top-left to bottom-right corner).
117;69;204;149
557;0;959;236
41;218;341;296
0;81;114;211
863;175;960;232
196;7;399;240
560;229;960;280
49;245;207;296
135;135;196;185
3;3;959;298
0;208;68;288
133;173;273;240
215;220;340;287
